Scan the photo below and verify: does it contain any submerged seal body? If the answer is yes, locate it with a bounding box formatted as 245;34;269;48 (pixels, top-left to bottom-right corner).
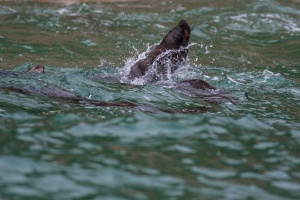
127;20;191;82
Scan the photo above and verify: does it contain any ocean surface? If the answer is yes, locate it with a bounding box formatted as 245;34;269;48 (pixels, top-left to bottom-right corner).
0;0;300;199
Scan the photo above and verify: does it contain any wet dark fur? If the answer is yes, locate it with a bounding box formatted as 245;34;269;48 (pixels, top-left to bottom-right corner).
127;20;191;82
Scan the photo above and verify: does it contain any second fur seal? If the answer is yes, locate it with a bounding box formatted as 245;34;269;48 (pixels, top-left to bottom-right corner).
127;20;191;82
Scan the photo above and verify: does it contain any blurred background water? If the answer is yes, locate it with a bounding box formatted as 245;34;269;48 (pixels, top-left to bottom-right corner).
0;0;300;199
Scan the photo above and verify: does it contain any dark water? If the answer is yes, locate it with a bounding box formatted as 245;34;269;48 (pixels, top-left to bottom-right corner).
1;0;300;199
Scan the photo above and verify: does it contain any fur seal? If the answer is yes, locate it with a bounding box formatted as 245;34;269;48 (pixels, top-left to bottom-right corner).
127;20;191;82
0;20;234;112
0;65;44;76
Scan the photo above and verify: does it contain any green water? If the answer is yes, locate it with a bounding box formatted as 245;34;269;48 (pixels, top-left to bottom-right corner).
1;0;300;199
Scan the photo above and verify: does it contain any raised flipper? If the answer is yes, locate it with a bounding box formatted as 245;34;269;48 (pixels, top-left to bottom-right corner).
175;79;236;104
178;79;216;90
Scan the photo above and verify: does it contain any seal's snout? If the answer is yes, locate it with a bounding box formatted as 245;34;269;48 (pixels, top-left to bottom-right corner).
179;19;187;27
27;65;45;74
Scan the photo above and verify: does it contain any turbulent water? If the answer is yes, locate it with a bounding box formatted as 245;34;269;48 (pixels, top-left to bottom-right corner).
1;0;300;199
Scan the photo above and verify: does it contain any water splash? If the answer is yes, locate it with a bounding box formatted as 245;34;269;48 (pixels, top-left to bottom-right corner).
119;43;155;85
119;41;212;85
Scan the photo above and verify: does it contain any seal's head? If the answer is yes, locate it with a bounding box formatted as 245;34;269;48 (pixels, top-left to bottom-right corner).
160;20;191;49
27;65;44;74
127;20;191;82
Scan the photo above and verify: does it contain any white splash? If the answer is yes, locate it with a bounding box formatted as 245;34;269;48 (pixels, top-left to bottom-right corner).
119;40;215;85
262;69;281;80
120;44;190;85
